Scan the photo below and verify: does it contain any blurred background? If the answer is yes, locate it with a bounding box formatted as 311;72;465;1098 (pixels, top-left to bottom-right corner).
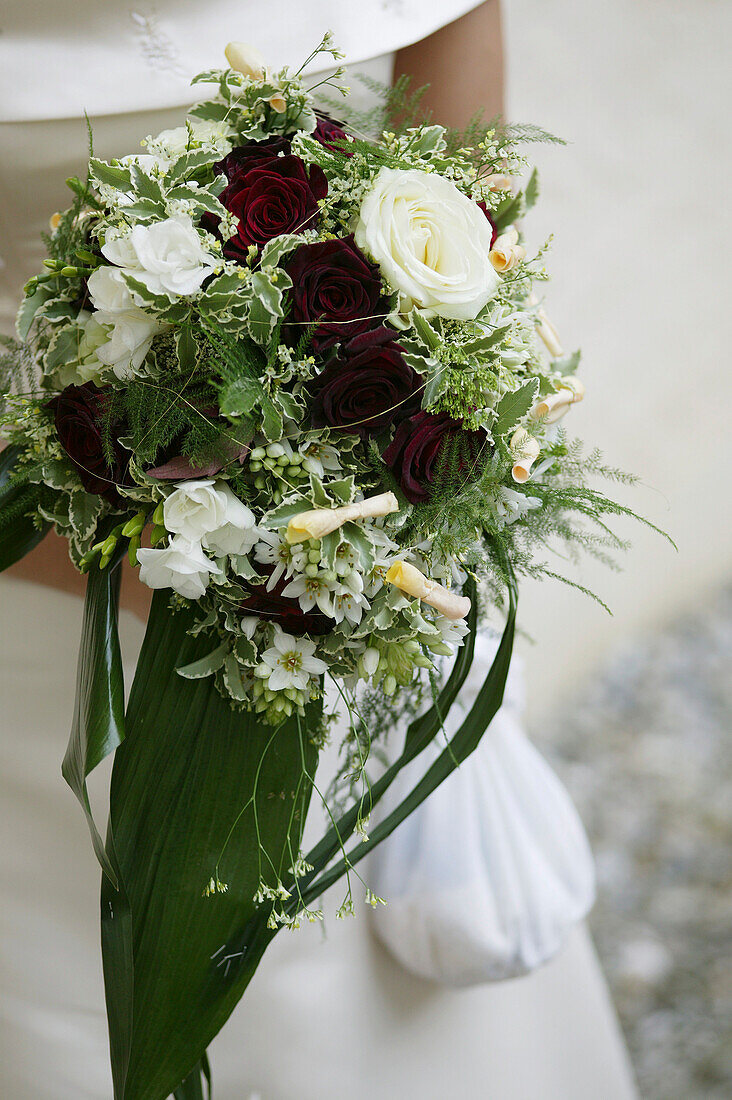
505;0;731;1094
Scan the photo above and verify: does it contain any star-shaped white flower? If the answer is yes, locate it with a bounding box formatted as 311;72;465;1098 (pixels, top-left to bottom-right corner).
281;574;336;617
254;530;306;590
261;631;328;692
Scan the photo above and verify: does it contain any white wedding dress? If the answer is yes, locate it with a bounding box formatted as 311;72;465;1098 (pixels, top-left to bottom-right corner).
0;3;637;1096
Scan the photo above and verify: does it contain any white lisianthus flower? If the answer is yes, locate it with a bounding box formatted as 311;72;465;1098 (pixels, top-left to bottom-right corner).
94;310;162;380
102;215;218;300
260;631;328;692
87;266;137;314
86;263;164;378
163;479;258;556
355;167;499;321
137;536;222;600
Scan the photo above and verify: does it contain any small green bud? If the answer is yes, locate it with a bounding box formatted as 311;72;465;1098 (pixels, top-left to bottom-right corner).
60;266;78;277
150;524;167;547
128;535;141;567
99;552;113;570
305;563;319;578
250;446;266;461
384;674;397;696
152;500;166;527
249;460;262;472
121;511;145;537
42;258;58;270
100;534;117;557
307;549;321;563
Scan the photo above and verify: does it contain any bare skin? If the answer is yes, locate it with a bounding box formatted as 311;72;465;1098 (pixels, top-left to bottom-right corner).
5;2;504;620
394;1;504;129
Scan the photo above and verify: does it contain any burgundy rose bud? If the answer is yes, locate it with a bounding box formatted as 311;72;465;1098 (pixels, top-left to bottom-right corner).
477;201;499;248
284;234;385;352
310;327;423;438
218;154;328;258
50;383;130;505
213;135;292;182
313;112;353;156
383;410;488;504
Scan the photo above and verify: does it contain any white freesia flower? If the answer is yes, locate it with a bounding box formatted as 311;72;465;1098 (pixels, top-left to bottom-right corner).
137;536;222;600
260;631;328;692
355;167;499;321
163;479;258;556
102;215;218;300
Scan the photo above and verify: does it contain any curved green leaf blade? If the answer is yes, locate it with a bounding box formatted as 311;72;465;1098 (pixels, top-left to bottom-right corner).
0;445;50;571
300;576;517;904
63;552;126;885
103;592;320;1100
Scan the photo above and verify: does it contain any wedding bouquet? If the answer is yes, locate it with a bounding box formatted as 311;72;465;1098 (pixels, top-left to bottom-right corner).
0;34;653;1099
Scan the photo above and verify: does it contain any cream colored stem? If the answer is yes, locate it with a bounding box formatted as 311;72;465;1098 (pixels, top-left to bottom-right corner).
286;492;399;544
386;561;471;621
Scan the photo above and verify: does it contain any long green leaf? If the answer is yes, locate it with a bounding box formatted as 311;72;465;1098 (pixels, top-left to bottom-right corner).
103;592;320;1100
292;575;481;900
0;445;50;571
63;551;126;884
300;574;517;904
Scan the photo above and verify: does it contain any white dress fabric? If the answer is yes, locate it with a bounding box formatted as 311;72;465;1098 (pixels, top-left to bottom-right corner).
369;637;597;985
0;5;637;1095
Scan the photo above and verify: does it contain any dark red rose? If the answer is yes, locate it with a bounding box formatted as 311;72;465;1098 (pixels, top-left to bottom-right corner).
310;327;422;437
50;383;130;504
284;234;385;352
383;410;488;503
313;112;353;156
477;201;499;247
240;570;332;637
213;135;292;181
217;154;327;258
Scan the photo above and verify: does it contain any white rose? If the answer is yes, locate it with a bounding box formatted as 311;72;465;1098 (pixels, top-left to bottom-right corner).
163;479;258;556
354;167;499;321
102;216;218;299
137;537;222;600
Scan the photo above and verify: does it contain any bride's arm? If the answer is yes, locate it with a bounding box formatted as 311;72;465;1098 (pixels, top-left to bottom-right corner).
393;1;504;128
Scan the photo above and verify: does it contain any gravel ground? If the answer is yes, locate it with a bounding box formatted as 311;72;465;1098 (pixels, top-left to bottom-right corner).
541;588;732;1099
